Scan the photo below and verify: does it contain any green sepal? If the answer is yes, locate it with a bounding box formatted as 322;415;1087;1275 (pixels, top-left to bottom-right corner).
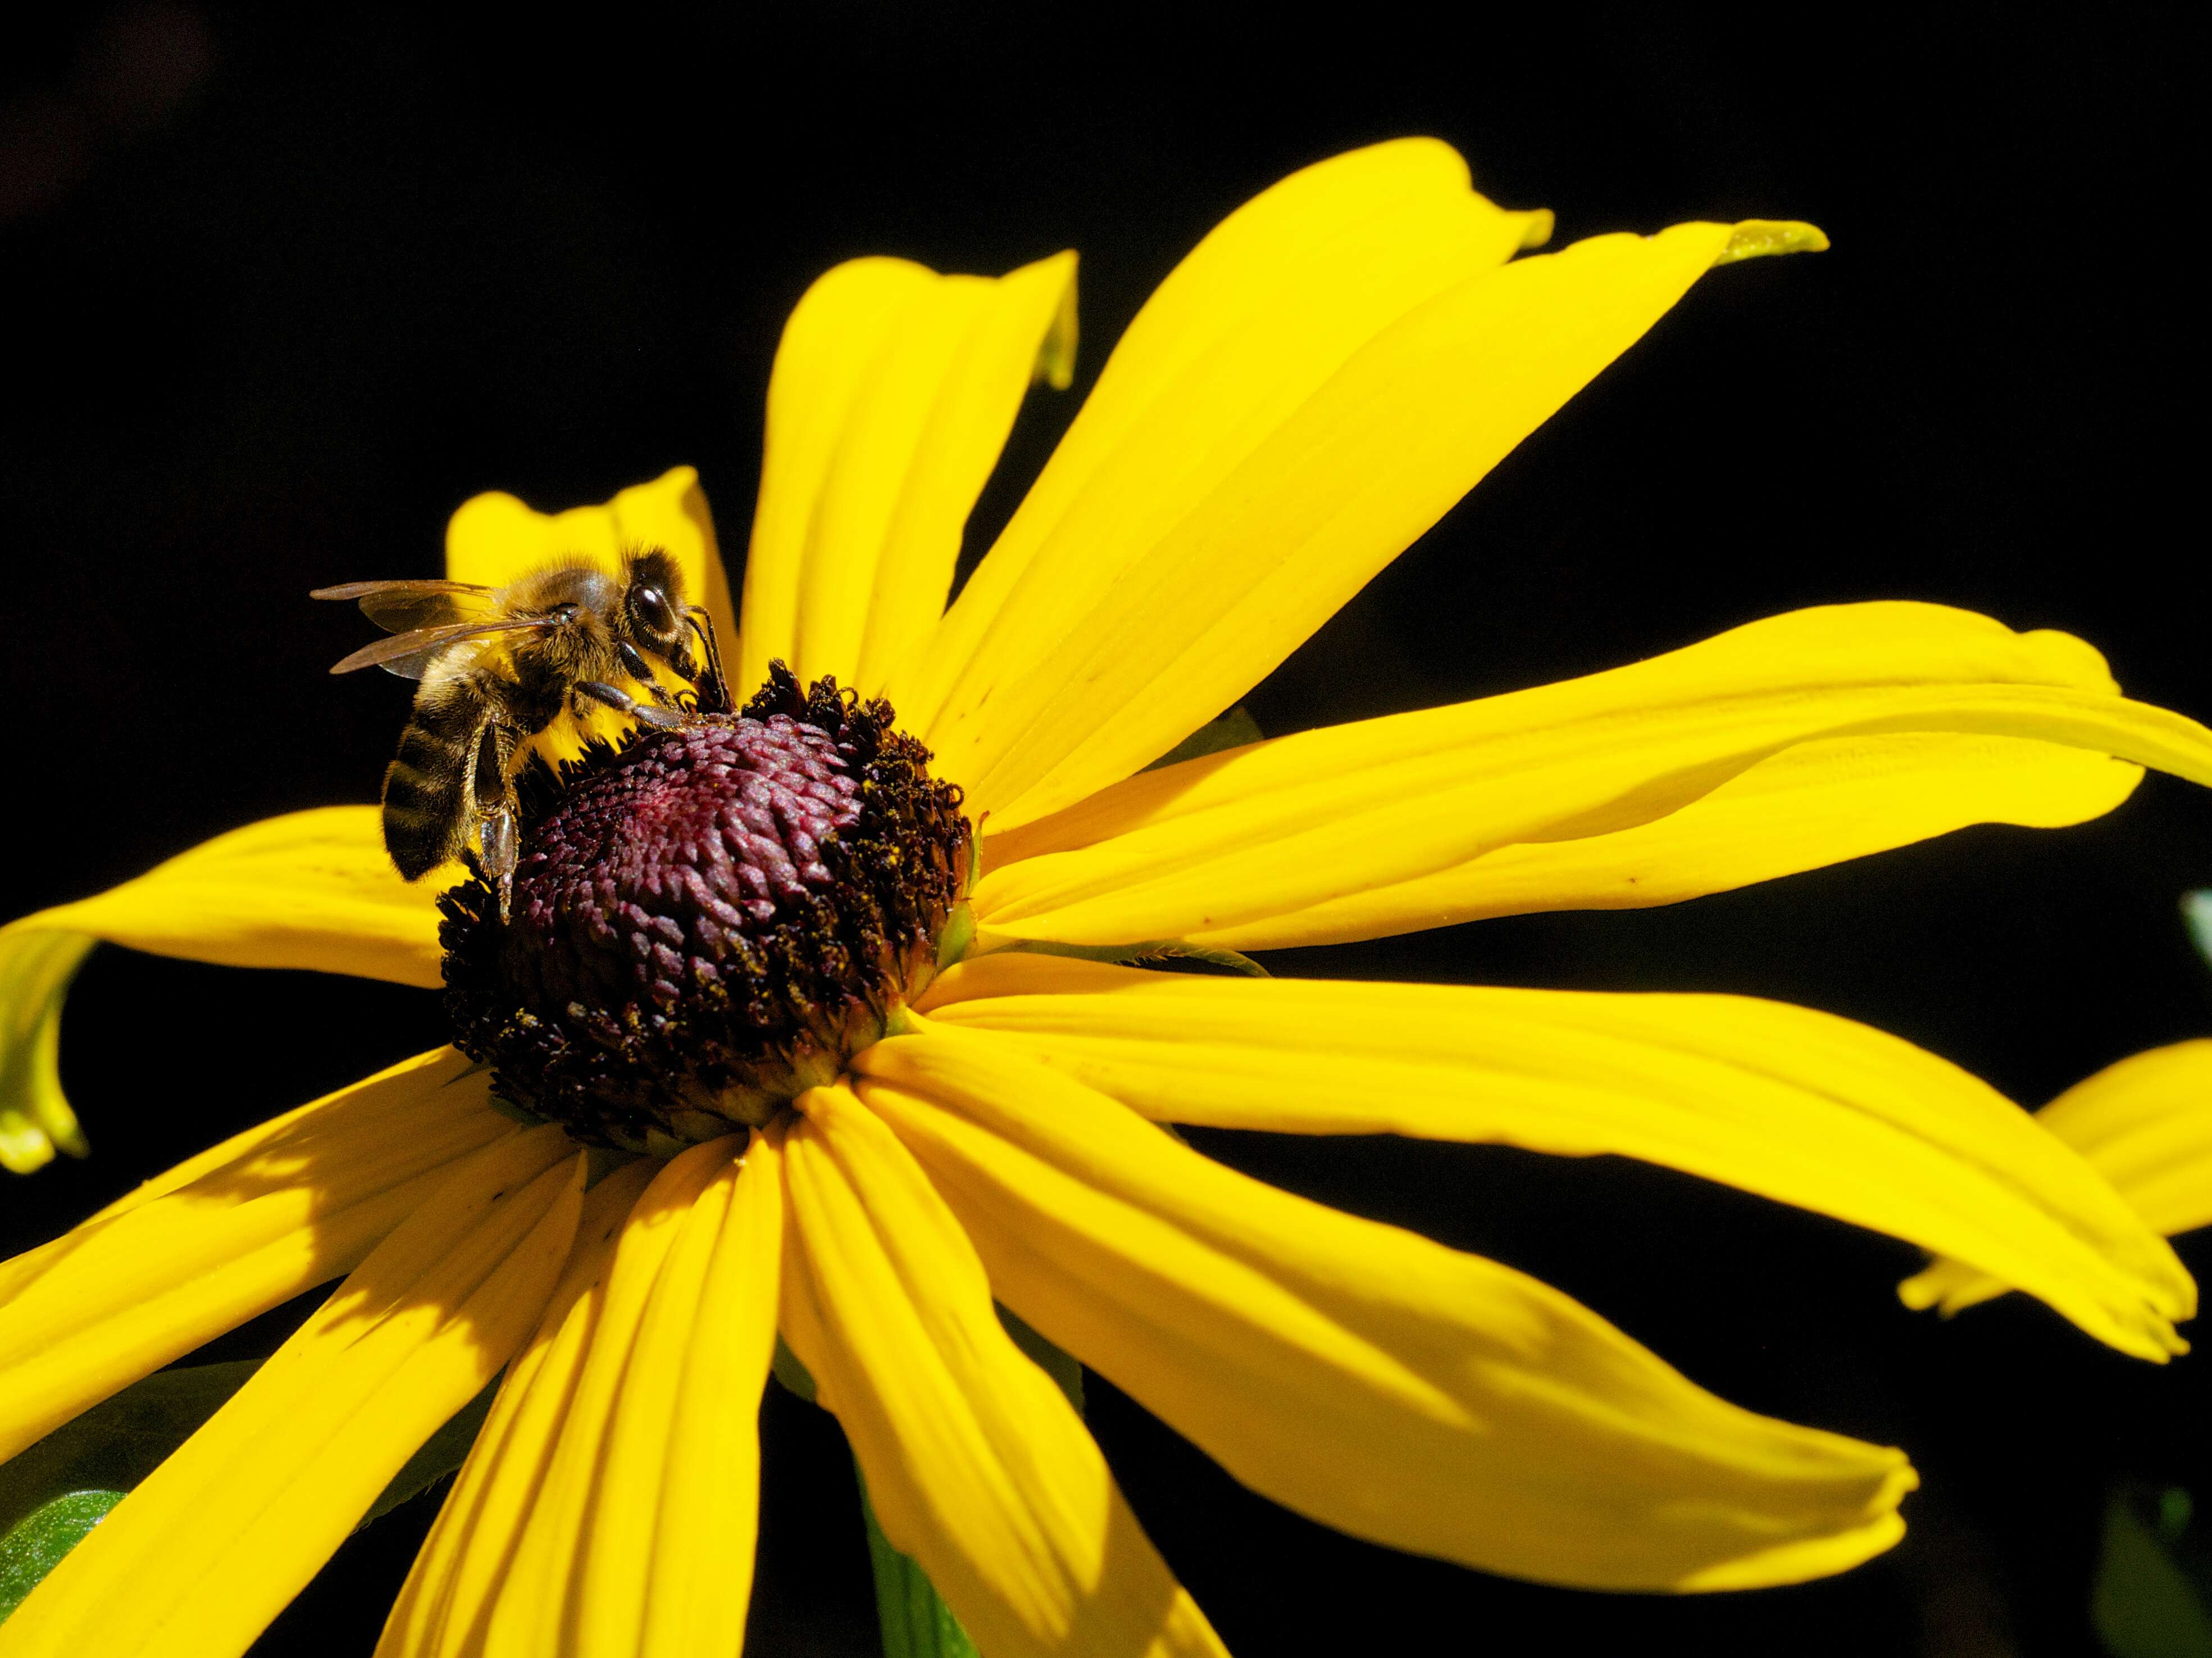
771;1334;818;1404
1144;705;1264;772
2184;891;2212;975
859;1475;981;1658
996;936;1269;978
0;1490;124;1621
998;1302;1084;1414
2092;1483;2212;1658
936;901;978;969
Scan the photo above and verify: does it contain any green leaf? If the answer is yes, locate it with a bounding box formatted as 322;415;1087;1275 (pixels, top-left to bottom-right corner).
2093;1484;2212;1658
0;1361;256;1539
0;1490;124;1621
1143;705;1264;772
353;1376;498;1532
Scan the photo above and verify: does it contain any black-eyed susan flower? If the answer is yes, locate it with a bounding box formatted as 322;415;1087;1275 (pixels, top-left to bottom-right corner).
6;138;2212;1657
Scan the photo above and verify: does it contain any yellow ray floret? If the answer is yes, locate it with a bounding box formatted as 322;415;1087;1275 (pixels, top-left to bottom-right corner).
1197;730;2138;947
378;1160;658;1658
0;807;446;1170
853;1030;1916;1591
891;136;1554;778
0;1049;515;1464
971;603;2210;949
917;955;2193;1361
735;252;1080;696
1903;1040;2212;1316
2;1131;583;1658
781;1084;1228;1658
908;203;1821;827
474;1140;735;1658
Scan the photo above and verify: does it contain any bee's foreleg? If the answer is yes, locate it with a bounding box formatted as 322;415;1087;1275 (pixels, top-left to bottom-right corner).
577;679;685;730
613;641;681;708
682;605;732;714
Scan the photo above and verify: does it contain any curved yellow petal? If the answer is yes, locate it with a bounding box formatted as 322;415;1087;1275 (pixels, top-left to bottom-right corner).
852;1030;1916;1592
898;159;1816;828
734;252;1080;696
1904;1041;2212;1316
376;1159;658;1658
0;807;449;1168
1197;732;2141;950
577;1133;781;1658
888;138;1550;796
779;1084;1226;1658
445;465;736;672
971;603;2212;949
917;958;2193;1363
481;1137;741;1658
0;1049;516;1464
2;1129;584;1658
0;932;93;1173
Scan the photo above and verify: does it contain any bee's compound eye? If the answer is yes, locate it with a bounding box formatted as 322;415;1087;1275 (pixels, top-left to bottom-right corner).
629;583;677;639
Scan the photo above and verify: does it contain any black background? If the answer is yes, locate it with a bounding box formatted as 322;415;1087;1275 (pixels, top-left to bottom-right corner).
3;5;2206;1654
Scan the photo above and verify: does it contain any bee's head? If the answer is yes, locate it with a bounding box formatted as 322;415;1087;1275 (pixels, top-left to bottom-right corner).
621;548;687;654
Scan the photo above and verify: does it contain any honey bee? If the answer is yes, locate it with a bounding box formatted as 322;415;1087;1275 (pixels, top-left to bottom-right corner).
314;549;730;915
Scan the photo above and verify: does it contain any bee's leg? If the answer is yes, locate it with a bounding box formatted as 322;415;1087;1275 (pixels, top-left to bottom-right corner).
576;679;686;730
682;605;732;714
479;801;518;921
613;640;682;710
472;721;522;921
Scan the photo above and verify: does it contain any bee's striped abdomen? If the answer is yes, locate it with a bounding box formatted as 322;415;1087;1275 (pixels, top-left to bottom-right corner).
381;687;482;878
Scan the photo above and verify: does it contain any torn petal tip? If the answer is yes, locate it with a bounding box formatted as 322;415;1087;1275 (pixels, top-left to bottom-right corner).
1716;219;1831;265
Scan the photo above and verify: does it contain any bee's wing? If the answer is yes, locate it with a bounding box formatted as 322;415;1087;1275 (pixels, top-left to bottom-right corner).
330;616;557;680
311;579;500;634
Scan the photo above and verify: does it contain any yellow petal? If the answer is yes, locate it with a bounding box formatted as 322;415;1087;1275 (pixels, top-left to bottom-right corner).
0;932;93;1173
1198;732;2141;949
444;465;737;675
481;1137;743;1658
3;1129;584;1658
576;1133;781;1658
852;1030;1916;1592
971;603;2212;949
896;171;1818;829
0;807;449;1165
376;1159;658;1658
1904;1040;2212;1316
888;138;1551;799
377;1160;659;1658
917;958;2193;1363
779;1084;1226;1658
734;252;1080;696
0;1048;514;1464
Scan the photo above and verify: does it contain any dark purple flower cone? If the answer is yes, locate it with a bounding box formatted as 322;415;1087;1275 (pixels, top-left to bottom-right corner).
439;664;970;1150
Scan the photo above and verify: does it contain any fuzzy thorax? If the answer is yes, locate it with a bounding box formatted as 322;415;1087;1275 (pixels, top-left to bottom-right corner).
438;665;969;1151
